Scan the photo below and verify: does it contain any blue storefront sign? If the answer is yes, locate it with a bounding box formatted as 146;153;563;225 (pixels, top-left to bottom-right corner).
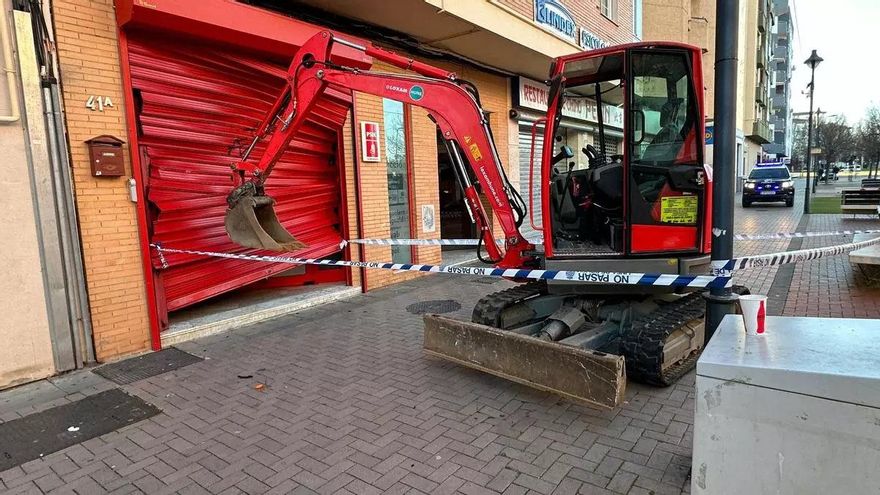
705;125;714;145
579;28;607;50
534;0;577;41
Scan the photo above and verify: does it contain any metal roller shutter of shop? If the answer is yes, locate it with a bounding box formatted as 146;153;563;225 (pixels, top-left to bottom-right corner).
127;35;351;312
518;124;544;241
596;134;621;157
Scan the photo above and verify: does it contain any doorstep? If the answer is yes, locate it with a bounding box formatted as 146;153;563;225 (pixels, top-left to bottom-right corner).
161;283;361;347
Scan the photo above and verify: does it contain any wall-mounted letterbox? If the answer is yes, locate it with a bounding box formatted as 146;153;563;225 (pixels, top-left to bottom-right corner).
85;135;125;177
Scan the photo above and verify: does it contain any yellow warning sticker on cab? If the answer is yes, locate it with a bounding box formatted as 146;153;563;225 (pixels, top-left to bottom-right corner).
660;196;698;224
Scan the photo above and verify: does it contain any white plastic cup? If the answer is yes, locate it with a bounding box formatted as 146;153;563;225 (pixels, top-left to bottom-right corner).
738;295;768;335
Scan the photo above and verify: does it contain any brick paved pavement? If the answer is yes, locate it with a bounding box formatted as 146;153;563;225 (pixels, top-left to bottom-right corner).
2;183;877;495
783;213;880;318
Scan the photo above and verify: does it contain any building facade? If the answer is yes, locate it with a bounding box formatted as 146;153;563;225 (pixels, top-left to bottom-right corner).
644;0;775;180
47;0;639;365
738;0;775;176
763;0;794;158
0;0;92;389
642;0;716;119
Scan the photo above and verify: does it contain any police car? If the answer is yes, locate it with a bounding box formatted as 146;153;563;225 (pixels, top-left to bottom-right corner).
742;162;795;207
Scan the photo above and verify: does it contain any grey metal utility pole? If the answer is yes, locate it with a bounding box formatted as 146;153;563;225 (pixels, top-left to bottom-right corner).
705;0;740;340
803;51;822;212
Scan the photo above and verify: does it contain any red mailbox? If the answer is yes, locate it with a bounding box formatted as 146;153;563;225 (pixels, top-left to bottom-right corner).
85;135;126;177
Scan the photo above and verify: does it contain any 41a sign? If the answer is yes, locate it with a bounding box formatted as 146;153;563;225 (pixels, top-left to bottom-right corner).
85;95;114;112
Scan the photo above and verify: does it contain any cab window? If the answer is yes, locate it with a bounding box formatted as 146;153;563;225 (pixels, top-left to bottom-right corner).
630;51;698;165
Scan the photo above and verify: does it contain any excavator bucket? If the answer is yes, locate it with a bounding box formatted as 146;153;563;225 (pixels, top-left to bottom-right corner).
224;194;306;251
423;314;626;409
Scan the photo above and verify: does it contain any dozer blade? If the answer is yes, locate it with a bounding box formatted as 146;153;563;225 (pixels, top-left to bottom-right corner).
224;195;307;251
424;314;626;409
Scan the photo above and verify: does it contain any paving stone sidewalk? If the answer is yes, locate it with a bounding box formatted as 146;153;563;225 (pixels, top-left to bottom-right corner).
2;183;877;495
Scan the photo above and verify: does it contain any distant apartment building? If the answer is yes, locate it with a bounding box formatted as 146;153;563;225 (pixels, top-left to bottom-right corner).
763;0;794;158
739;0;775;176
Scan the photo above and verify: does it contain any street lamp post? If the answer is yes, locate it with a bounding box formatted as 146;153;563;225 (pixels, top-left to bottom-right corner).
803;49;823;212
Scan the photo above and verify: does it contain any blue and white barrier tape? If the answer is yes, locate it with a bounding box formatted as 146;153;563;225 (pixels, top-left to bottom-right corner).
340;238;542;248
342;229;880;247
715;234;880;271
150;244;732;289
733;229;880;241
151;233;880;289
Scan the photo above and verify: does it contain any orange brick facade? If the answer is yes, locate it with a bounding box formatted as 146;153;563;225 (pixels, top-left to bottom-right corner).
53;0;151;361
346;59;512;290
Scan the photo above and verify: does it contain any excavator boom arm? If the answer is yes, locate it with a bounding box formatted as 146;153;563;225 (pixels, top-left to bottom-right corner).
229;31;532;268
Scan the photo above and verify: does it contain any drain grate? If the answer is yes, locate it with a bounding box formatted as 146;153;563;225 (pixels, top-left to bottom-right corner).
0;388;160;471
93;348;202;385
406;299;462;315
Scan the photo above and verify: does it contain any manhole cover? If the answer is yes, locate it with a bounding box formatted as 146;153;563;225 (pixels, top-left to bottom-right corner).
406;300;461;314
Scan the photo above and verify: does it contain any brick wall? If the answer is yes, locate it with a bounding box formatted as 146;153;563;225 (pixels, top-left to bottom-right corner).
53;0;151;361
341;113;363;289
501;0;637;46
346;58;513;289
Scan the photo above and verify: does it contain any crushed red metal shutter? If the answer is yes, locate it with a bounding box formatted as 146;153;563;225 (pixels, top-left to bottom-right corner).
126;34;351;315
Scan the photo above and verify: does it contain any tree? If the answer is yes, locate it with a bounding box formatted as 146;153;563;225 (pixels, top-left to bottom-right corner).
815;115;854;181
790;119;808;171
856;105;880;177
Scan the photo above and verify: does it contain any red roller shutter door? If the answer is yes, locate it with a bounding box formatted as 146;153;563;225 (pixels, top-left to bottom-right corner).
127;33;351;316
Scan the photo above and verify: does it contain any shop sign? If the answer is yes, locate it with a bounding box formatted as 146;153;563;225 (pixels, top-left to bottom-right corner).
533;0;609;49
514;77;624;128
360;121;381;162
578;28;608;51
705;125;714;144
534;0;577;41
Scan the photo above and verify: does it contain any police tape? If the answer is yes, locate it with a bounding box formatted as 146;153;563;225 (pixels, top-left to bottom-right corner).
340;238;544;248
733;229;880;241
715;234;880;271
343;229;880;247
150;244;733;289
151;233;880;289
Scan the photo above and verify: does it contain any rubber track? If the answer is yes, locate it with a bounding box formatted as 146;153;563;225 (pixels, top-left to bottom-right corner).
472;281;547;327
621;286;749;386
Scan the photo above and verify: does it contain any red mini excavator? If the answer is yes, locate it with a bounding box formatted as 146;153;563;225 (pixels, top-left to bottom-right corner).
223;31;746;408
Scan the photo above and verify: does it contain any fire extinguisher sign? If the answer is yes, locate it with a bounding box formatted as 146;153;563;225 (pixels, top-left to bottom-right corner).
360;121;382;162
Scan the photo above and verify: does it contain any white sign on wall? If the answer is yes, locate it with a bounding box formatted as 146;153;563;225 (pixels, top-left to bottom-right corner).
421;204;436;233
515;77;624;128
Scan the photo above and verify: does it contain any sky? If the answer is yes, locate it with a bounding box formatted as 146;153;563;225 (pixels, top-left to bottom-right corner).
788;0;880;124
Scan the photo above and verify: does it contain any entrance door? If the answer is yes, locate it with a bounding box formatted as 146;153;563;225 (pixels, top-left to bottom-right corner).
438;131;477;244
627;50;704;254
518;123;545;241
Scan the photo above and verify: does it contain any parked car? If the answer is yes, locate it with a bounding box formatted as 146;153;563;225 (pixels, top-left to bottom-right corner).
743;164;795;207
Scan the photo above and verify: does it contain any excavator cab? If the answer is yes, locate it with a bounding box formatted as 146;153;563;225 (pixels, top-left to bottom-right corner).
540;47;708;261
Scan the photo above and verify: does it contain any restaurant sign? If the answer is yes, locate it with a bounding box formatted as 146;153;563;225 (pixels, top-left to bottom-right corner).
514;77;624;128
